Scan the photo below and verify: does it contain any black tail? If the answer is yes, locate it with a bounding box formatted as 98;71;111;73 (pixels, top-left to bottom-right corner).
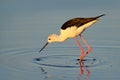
96;14;106;19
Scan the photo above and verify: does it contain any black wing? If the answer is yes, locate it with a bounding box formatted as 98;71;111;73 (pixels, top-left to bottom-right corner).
61;14;105;30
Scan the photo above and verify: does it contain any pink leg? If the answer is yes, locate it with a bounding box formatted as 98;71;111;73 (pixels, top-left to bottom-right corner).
74;37;85;62
79;35;92;59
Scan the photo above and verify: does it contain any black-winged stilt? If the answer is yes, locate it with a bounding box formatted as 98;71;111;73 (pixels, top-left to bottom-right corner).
39;14;105;62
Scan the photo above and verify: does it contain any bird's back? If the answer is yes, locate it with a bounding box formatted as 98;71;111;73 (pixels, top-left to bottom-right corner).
61;14;105;30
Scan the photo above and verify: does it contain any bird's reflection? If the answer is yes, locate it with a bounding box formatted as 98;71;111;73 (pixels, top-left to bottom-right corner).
38;59;91;80
77;62;91;80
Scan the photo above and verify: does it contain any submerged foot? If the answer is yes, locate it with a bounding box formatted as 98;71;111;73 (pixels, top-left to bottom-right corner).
77;58;96;61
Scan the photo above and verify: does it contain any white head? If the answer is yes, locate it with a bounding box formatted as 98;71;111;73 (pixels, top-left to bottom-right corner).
47;34;59;43
39;34;59;53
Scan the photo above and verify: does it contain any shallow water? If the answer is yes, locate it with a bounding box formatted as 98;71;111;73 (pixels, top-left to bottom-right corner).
0;0;120;80
0;44;120;80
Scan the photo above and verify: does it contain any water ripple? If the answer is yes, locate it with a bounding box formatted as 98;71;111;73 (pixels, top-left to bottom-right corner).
34;55;104;68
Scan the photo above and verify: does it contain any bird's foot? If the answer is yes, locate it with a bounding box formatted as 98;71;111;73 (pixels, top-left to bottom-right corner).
76;59;84;66
77;58;87;61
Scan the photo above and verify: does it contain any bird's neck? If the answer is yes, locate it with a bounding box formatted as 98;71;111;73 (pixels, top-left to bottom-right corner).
58;34;68;42
53;34;67;42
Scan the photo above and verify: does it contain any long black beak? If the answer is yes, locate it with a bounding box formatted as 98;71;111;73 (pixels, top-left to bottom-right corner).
39;42;49;53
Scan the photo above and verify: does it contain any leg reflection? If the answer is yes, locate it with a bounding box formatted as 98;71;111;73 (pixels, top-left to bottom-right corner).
78;62;91;80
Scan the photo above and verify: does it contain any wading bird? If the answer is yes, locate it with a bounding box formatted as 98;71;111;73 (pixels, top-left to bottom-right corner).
39;14;105;62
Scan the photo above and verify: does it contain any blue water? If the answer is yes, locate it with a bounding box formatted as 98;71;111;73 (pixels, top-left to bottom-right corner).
0;0;120;80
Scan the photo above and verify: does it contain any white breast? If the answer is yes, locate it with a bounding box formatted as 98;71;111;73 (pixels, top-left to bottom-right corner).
60;26;78;38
